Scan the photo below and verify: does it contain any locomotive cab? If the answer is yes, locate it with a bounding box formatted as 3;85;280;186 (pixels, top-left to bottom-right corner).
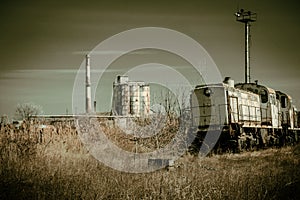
235;83;280;128
276;91;294;129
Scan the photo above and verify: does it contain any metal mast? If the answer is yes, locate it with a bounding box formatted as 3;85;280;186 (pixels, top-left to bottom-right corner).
235;9;257;83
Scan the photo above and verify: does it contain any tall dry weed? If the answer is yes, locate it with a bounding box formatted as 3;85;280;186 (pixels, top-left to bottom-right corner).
0;121;299;199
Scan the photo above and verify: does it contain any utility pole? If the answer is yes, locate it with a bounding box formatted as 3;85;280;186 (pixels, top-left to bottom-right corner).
235;9;257;83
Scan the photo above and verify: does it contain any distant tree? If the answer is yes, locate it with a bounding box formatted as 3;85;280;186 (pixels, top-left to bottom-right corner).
15;102;43;121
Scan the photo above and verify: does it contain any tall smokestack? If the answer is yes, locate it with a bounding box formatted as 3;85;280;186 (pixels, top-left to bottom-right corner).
94;101;97;113
86;54;92;114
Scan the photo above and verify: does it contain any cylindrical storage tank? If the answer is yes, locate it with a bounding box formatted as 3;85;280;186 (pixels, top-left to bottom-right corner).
121;84;129;115
140;85;150;116
130;84;140;116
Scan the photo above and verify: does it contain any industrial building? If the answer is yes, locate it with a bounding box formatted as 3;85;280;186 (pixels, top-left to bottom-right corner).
112;75;150;117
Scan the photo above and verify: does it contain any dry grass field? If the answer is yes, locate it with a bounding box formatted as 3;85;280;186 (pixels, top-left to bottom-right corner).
0;121;299;199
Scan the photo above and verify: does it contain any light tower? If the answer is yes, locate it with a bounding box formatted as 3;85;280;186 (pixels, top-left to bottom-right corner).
235;9;257;83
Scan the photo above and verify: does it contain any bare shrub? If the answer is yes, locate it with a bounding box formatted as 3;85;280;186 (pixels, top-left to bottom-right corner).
15;102;43;121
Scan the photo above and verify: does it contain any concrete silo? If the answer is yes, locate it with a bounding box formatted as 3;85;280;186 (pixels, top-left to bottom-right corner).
112;75;150;117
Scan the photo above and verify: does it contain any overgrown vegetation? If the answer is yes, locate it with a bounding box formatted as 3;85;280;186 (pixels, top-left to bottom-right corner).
0;120;299;199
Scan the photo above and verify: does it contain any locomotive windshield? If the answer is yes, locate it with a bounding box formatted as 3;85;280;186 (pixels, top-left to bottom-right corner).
281;96;287;108
260;89;268;103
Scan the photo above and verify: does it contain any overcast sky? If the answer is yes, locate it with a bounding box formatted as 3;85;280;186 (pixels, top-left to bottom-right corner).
0;0;299;118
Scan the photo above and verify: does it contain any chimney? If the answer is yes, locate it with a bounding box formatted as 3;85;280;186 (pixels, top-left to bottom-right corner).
86;54;92;114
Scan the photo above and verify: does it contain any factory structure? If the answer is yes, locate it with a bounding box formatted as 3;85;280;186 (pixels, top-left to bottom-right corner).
84;54;150;117
111;75;150;117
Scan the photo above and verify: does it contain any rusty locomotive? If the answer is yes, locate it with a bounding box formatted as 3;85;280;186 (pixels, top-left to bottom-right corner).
189;77;300;153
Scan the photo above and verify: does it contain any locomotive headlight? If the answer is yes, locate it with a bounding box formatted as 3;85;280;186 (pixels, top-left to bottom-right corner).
204;88;212;97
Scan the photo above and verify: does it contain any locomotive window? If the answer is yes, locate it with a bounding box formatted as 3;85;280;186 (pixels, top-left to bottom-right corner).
260;89;268;103
281;96;286;108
